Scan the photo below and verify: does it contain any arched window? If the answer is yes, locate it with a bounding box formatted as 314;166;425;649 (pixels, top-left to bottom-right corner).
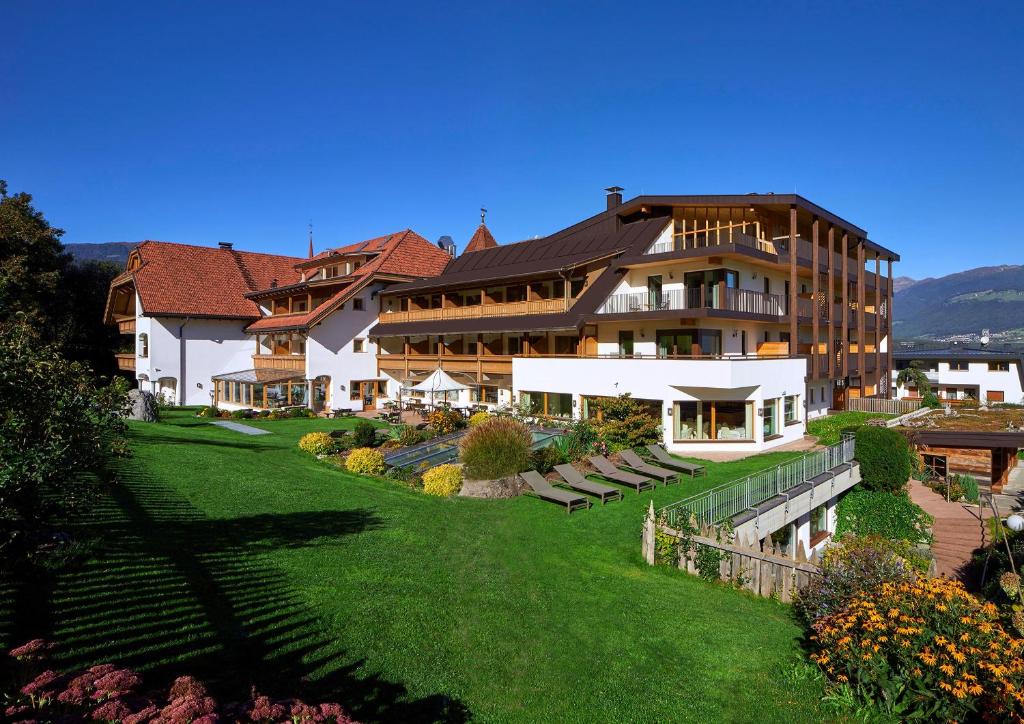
138;333;149;358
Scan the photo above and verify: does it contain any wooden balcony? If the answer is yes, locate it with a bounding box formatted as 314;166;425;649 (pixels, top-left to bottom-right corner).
378;353;514;378
253;354;306;372
117;318;136;334
380;298;571;324
115;353;136;371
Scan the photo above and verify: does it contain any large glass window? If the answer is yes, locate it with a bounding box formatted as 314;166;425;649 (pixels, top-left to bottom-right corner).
520;391;572;418
618;330;634;357
810;504;828;542
657;328;722;357
784;395;799;424
673;401;753;441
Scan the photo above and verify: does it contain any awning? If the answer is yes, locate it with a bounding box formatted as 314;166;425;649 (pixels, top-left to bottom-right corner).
212;368;304;383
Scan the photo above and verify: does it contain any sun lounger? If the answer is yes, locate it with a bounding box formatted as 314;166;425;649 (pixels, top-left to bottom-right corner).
644;444;706;477
618;450;682;486
587;456;655;493
520;470;591;514
553;464;623;505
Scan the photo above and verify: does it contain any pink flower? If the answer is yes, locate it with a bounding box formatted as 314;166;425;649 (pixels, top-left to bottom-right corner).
157;694;218;723
20;669;61;697
8;639;56;661
92;697;134;721
167;675;208;700
246;694;286;721
92;668;141;699
123;704;160;723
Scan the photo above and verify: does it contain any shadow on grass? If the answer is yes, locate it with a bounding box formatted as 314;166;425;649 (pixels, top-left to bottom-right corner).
130;433;280;451
8;459;469;723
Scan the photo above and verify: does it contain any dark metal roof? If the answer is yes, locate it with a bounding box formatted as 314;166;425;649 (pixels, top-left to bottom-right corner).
384;215;667;295
910;430;1024;449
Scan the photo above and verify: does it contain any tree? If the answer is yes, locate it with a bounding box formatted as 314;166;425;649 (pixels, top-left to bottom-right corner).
895;365;932;397
0;180;70;339
854;426;913;493
593;393;662;451
0;321;129;559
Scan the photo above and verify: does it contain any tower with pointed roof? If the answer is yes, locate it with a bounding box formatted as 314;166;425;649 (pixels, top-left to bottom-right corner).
464;207;498;253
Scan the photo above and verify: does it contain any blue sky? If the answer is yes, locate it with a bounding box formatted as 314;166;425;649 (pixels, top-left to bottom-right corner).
2;1;1021;279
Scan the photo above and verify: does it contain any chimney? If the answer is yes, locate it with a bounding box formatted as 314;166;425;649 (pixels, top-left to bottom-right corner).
218;241;233;250
605;186;624;210
436;235;457;257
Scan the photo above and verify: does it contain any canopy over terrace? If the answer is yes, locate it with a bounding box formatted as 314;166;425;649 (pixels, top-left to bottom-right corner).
212;367;308;409
401;368;471;406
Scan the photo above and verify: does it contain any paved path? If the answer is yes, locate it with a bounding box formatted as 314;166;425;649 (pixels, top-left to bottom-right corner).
694;435;822;463
210;420;271;436
908;479;991;581
994;461;1024;515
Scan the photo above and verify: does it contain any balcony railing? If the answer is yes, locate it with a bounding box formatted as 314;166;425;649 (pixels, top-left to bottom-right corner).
253;354;305;372
596;287;784;316
646;221;779;256
115;353;136;371
380;298;571;324
117;318;136;334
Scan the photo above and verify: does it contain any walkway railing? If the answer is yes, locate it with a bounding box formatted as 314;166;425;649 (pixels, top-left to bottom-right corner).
658;436;856;528
846;397;921;415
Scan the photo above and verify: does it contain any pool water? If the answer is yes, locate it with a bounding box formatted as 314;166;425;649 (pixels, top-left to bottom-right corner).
383;429;561;471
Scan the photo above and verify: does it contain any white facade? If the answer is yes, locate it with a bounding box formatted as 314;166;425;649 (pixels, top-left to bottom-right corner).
892;358;1024;404
133;306;255;406
512;356;808;453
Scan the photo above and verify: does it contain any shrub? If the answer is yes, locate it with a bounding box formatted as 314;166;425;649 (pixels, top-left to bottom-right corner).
422;464;463;496
391;424;425;447
428;407;465;436
4;639;358;723
795;535;918;624
561;419;601;461
352;420;377;448
958;474;980;503
468;411;491;427
529;445;566;475
459;417;532;480
197;405;220;418
854;426;912;493
298;432;336;456
591;394;661;451
384;465;422;489
835;489;933;546
809;577;1024;721
344;448;385;476
921;390;941;409
230;408;251;420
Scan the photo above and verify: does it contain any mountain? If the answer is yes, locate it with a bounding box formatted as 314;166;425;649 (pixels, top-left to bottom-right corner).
894;265;1024;340
64;241;137;266
892;276;919;294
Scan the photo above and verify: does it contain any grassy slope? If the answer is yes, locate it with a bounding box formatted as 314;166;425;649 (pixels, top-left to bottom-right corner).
6;410;827;723
806;411;893;445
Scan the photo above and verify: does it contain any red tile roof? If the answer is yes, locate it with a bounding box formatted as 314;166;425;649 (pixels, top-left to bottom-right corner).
464;223;498;253
118;241;304;319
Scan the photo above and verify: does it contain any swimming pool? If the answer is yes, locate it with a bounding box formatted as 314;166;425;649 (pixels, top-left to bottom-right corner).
383;428;561;471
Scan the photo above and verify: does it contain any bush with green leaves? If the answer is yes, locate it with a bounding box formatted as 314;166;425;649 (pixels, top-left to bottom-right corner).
529;445;566;475
854;426;912;493
230;408;251;420
559;419;601;461
835;489;933;546
591;394;661;451
390;424;425;448
428;407;465;435
197;405;220;418
468;411;490;427
458;417;532;480
297;432;337;457
0;322;130;559
352;420;378;448
921;391;941;409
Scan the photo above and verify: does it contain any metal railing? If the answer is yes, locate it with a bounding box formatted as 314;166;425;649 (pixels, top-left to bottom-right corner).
596;288;784;316
658;436;856;529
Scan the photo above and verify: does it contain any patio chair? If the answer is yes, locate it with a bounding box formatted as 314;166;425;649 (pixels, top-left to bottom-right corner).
618;450;682;486
553;464;623;505
644;444;706;478
520;471;591;514
587;456;655;493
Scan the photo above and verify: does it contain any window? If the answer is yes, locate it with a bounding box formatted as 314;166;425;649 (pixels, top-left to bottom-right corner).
657;328;722;357
989;361;1010;372
353;298;364;311
949;361;968;371
569;277;586;297
809;504;829;544
519;391;572;418
618;330;634;357
353;338;366;353
138;333;149;358
809;388;816;405
292;297;308;313
554;335;578;355
673;401;753;441
473;385;500;404
784;395;799;424
507;336;522;355
988;390;1005;403
763;398;778;438
922;454;947;478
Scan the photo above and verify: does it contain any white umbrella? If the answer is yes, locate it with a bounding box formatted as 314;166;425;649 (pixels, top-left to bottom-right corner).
408;368;469;407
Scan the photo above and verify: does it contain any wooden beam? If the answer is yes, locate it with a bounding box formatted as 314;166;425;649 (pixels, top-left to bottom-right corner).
811;216;820;379
841;232;849;378
874;252;882;396
827;224;835;379
887;256;895;398
788;205;798;351
857;239;866;396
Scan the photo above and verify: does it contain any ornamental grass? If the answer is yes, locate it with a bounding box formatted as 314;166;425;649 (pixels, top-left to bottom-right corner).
809;576;1024;721
458;417;532;480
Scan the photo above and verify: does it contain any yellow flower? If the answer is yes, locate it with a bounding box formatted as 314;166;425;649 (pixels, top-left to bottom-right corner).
939;664;955;675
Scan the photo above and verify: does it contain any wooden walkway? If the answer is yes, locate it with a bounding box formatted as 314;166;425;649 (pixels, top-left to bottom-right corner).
908;479;991;582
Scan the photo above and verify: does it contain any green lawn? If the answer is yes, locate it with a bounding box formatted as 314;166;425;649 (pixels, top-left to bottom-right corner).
3;409;829;723
806;410;894;445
